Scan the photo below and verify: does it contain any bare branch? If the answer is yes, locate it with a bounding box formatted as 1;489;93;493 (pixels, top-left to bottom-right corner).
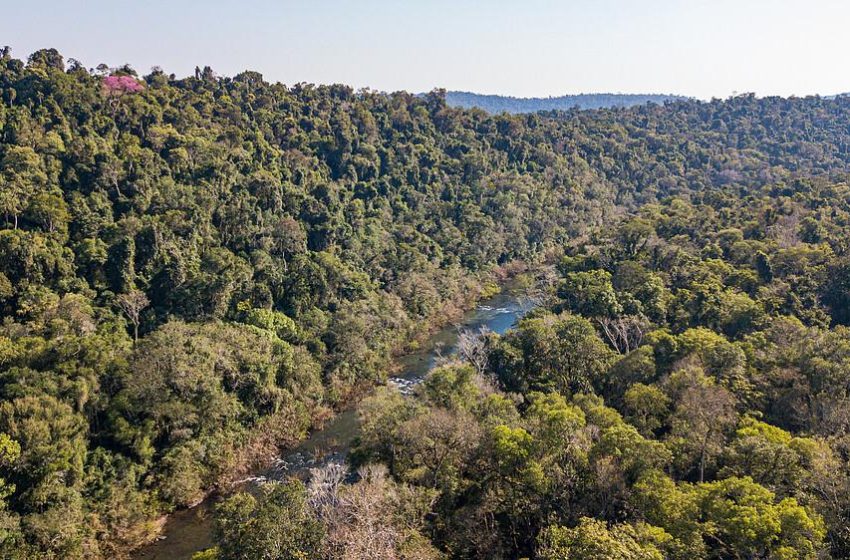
596;315;648;354
116;289;149;343
456;325;491;375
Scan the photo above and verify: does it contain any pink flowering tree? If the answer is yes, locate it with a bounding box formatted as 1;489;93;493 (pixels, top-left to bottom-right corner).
102;75;144;97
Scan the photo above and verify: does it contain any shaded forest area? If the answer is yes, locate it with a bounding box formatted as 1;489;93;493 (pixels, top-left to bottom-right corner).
2;48;850;558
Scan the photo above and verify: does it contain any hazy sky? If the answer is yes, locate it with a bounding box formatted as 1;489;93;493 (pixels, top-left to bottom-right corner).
5;0;850;99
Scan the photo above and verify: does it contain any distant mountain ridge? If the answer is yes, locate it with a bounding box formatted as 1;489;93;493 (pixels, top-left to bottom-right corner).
444;90;689;113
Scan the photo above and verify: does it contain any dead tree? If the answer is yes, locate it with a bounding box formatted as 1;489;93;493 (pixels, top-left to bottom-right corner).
116;289;149;344
596;315;648;354
456;326;491;376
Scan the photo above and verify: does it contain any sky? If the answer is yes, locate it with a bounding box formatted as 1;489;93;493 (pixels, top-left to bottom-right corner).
5;0;850;100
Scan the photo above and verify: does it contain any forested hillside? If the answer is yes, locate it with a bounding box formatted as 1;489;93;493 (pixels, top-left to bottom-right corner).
2;48;850;559
341;181;850;559
444;91;688;113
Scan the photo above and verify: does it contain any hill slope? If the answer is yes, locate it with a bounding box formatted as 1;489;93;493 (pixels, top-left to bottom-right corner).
444;90;688;113
3;49;850;559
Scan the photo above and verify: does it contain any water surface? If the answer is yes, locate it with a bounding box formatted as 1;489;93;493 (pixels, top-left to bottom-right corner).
132;288;529;559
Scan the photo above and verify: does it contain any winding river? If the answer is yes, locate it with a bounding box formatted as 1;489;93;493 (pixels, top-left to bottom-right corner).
132;287;530;560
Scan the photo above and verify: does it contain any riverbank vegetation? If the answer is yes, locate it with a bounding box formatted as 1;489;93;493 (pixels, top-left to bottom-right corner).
3;47;850;558
210;180;850;559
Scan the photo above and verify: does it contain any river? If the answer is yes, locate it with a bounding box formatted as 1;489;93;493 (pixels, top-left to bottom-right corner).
132;287;530;560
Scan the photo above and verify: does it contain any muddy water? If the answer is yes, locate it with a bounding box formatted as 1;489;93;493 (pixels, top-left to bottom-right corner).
132;288;530;559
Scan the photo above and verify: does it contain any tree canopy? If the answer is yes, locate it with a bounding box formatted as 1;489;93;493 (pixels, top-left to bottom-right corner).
2;47;850;558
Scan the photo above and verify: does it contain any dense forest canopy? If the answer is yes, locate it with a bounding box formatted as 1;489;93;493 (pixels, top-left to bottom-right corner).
1;47;850;559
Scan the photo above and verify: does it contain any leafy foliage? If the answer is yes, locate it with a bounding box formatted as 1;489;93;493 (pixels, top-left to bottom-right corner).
3;46;850;558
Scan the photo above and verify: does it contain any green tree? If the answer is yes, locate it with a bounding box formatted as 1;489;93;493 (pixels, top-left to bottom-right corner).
558;270;623;318
623;383;669;437
539;517;671;560
214;481;324;560
496;312;615;394
0;146;46;230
